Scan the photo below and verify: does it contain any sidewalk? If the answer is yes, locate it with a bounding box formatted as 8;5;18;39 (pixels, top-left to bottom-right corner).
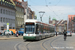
0;35;23;40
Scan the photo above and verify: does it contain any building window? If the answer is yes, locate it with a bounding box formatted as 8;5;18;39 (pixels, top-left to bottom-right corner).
19;3;21;5
6;10;7;14
6;18;7;22
3;18;4;22
1;27;4;30
8;11;10;15
18;2;19;5
7;18;9;22
3;9;5;14
1;2;2;5
15;1;17;4
3;2;5;5
7;10;8;15
9;11;10;15
1;17;2;22
1;9;2;13
0;17;1;22
14;19;15;23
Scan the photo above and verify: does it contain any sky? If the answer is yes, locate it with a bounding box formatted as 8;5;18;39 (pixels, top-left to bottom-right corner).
24;0;75;24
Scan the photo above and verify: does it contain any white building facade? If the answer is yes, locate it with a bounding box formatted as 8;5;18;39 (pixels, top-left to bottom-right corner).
0;0;16;31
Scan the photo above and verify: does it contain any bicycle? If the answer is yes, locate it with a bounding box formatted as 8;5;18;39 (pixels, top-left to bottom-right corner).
64;36;66;41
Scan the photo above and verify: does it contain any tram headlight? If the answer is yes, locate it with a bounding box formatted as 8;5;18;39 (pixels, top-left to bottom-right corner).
33;34;36;36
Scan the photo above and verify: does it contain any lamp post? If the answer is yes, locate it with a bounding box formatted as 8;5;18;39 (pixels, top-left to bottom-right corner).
72;17;75;33
39;11;45;34
39;11;45;22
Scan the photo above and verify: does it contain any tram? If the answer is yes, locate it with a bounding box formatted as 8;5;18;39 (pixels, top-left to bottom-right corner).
23;19;55;41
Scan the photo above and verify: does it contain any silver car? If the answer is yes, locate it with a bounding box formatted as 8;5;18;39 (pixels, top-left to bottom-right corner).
67;31;72;36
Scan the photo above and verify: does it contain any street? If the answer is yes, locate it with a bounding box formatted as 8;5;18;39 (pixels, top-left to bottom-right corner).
0;35;75;50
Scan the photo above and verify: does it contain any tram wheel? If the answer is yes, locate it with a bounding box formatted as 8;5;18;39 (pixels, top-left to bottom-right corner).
39;36;42;40
24;39;26;42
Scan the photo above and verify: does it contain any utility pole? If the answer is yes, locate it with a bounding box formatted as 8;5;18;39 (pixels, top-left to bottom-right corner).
39;11;45;34
39;11;45;22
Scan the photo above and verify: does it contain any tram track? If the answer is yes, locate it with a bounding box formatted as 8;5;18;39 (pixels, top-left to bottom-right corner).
14;42;22;50
41;36;61;50
25;42;31;50
14;36;61;50
42;39;50;50
14;42;31;50
50;36;61;50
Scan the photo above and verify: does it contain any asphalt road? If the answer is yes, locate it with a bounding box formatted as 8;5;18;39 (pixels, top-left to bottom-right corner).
0;35;75;50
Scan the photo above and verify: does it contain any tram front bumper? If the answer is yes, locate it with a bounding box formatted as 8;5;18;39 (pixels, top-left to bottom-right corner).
23;36;36;40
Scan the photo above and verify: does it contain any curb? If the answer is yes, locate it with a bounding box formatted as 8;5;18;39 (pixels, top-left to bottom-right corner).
0;36;23;40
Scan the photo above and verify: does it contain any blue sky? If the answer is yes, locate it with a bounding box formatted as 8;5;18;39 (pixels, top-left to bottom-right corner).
24;0;75;24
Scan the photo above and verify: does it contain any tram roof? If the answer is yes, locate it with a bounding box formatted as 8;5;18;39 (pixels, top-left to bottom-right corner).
25;19;54;26
25;19;39;23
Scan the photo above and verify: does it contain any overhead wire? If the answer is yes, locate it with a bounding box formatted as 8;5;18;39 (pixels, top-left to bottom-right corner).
28;0;50;17
28;0;49;18
28;0;63;20
45;0;63;20
55;0;61;6
28;5;49;21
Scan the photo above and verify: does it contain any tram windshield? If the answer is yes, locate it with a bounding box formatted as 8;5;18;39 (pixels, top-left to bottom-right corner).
25;23;35;34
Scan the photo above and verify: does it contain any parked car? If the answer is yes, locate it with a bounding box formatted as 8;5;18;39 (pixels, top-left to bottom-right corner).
18;28;24;36
67;31;72;36
59;32;63;35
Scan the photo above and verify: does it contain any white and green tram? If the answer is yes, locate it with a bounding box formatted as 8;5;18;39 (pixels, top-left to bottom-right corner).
23;19;55;41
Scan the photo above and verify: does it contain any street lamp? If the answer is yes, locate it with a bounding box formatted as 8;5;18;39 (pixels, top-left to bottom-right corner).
39;11;45;22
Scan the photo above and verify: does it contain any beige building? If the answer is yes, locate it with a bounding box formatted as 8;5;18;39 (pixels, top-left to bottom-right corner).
13;0;24;30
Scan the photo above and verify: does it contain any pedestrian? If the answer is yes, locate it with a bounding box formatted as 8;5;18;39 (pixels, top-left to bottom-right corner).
56;31;57;36
15;30;18;37
63;30;67;41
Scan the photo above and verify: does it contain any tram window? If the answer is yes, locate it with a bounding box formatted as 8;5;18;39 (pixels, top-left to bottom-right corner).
26;23;34;25
36;24;38;29
35;24;39;34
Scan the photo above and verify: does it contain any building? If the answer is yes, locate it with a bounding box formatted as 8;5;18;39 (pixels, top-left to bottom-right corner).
56;20;67;33
13;0;24;30
49;17;67;33
49;17;58;26
68;15;75;32
0;0;16;31
21;0;35;22
28;7;35;19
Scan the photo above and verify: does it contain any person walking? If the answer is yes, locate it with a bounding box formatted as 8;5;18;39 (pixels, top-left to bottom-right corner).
15;30;18;37
63;30;67;41
56;32;57;36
